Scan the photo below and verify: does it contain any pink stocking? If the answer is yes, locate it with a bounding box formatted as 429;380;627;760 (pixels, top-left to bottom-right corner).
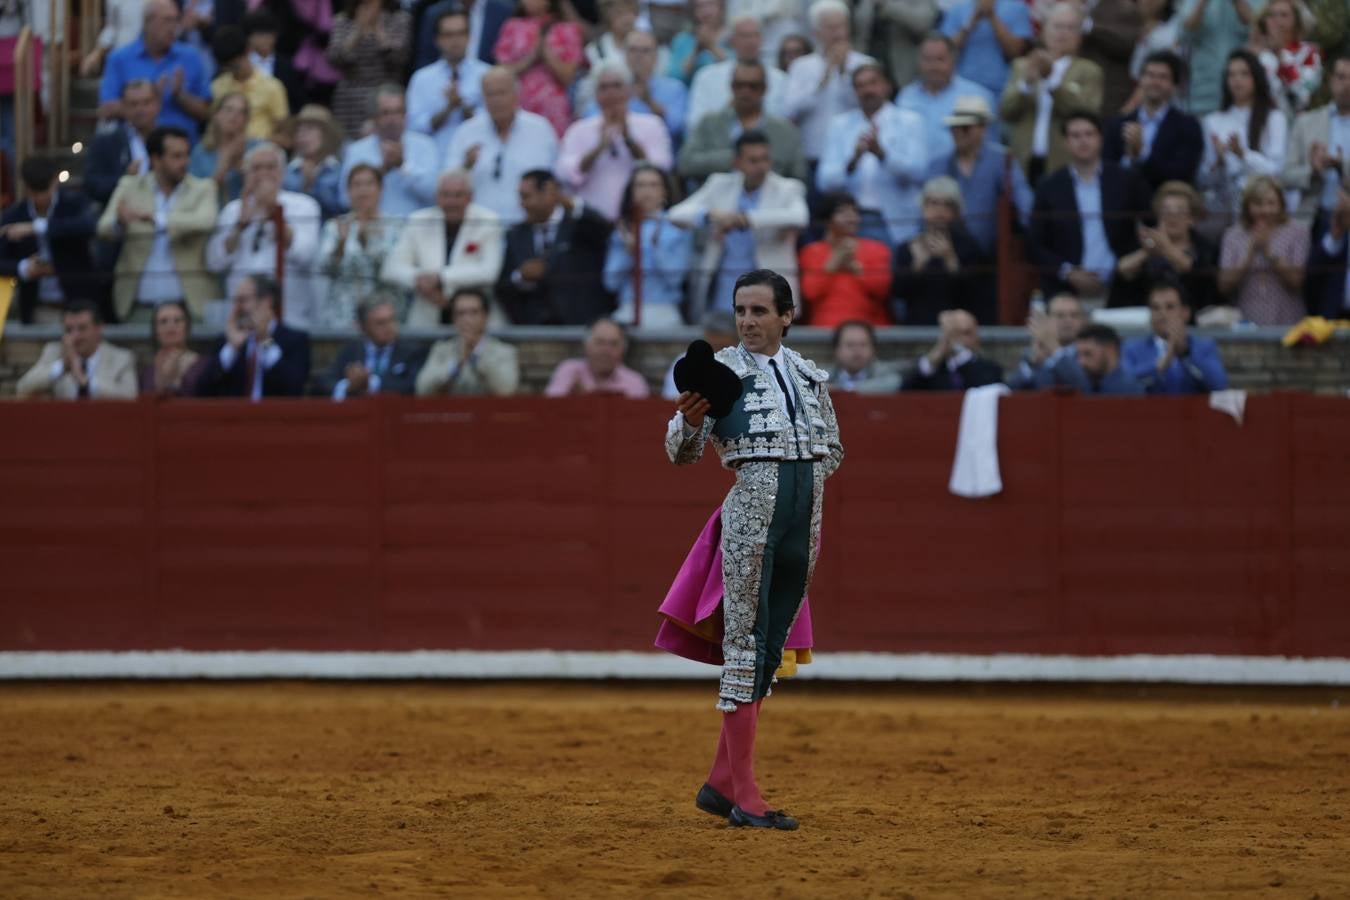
723;701;768;815
706;718;734;796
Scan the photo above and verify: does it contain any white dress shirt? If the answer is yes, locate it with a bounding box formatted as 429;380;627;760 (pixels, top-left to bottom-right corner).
137;183;185;305
49;348;100;392
685;59;789;129
406;56;490;159
781;49;875;160
444;109;560;223
1200;104;1289;213
816;104;928;244
206;190;323;330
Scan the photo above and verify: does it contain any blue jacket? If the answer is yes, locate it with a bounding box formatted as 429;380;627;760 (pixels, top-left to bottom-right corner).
1037;347;1144;394
1121;333;1228;394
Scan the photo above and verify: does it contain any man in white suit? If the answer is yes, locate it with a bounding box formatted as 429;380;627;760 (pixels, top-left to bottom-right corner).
668;130;809;317
1283;56;1350;220
381;170;504;329
16;301;138;400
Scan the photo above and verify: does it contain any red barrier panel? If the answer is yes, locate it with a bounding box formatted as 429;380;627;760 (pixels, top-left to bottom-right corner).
1;394;1348;656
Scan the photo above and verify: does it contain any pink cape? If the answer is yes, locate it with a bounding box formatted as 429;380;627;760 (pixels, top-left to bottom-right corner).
654;507;814;666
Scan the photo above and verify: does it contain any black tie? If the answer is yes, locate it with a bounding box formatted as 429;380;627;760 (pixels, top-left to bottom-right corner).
770;359;795;422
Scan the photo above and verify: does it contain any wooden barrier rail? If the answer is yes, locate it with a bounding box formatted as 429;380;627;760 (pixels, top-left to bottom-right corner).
1;393;1347;657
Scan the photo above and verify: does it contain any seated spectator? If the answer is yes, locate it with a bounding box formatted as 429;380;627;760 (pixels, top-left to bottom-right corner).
407;7;489;160
777;33;812;72
318;164;405;328
668;0;730;86
340;85;440;217
327;0;413;139
15;301;139;400
98;0;211;141
444;66;561;224
1077;0;1143;119
998;2;1103;184
318;297;426;399
893;176;993;325
1112;180;1218;310
139;301;208;396
583;31;688;143
205;142;323;330
660;309;737;398
817;62;927;245
544;318;650;396
86;79;163;207
1307;180;1350;318
282;105;346;221
828;319;902;394
242;8;307;114
497;170;615;324
413;0;514;70
897;33;998;163
798;192;892;327
927;95;1032;253
678;60;806;182
603;164;695;327
1028;112;1152;301
782;0;875;169
902;308;1004;390
97;126;220;324
210;25;289;140
1006;291;1087;389
415;287;521;395
382;170;505;328
669;131;808;317
939;0;1032;98
1122;280;1228;394
493;0;584;137
685;17;788;130
1283;54;1350;222
1255;0;1322;116
1069;324;1144;394
189;92;259;205
196;274;311;399
1199;50;1288;217
1102;50;1205;193
1217;175;1309;325
556;63;674;221
0;158;102;325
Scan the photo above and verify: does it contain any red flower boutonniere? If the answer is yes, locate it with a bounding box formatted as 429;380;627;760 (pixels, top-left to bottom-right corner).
465;242;480;254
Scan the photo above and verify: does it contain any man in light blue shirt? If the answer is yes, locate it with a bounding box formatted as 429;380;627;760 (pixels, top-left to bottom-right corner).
98;0;212;141
939;0;1033;98
584;31;689;143
817;63;927;245
406;8;489;160
340;85;441;216
897;34;998;163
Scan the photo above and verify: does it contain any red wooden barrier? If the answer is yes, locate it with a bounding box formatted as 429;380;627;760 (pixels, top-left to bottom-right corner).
1;394;1347;656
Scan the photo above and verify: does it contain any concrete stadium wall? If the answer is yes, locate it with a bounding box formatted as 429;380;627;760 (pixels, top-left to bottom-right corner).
1;394;1348;668
2;325;1349;397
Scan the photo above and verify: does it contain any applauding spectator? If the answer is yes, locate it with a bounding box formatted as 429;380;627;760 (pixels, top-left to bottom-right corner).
210;25;290;140
86;79;163;207
493;0;584;137
407;8;488;159
197;274;311;399
582;31;688;143
781;0;875;169
798;192;892;328
1103;50;1205;192
16;301;138;400
415;288;521;395
828;320;902;394
940;0;1032;98
318;164;404;327
1122;281;1228;394
139;301;207;396
1007;291;1086;389
686;17;788;129
318;297;426;399
678;60;805;182
1283;55;1350;220
897;34;998;162
1255;0;1322;116
1179;0;1258;116
340;85;440;217
893;176;992;325
1217;174;1310;325
1307;181;1350;319
544;318;650;397
1199;49;1288;216
189;93;259;205
903;308;1004;391
927;95;1031;253
1112;180;1218;309
98;0;211;141
328;0;413;138
603;165;694;328
668;0;730;85
283;105;346;221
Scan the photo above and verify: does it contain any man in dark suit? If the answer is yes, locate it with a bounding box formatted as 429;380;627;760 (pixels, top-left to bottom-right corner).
496;169;615;325
1120;280;1227;394
85;79;163;207
0;157;106;324
1070;324;1144;394
1102;51;1204;192
1307;184;1350;319
1029;111;1153;299
243;8;309;114
315;296;425;399
197;274;311;398
411;0;512;72
903;309;1004;391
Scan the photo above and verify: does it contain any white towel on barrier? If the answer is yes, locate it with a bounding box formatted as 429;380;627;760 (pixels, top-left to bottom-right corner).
1209;389;1247;426
949;383;1012;498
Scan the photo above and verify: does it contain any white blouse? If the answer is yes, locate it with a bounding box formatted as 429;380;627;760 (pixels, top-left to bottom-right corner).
1199;104;1289;213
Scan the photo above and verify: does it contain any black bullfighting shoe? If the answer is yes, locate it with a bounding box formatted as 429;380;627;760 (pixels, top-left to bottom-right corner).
728;806;799;830
695;782;734;818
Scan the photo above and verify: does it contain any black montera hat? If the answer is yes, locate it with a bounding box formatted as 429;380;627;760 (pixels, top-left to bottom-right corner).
673;340;742;419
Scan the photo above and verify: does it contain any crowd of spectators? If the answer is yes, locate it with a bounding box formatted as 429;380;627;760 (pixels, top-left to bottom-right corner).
4;0;1350;402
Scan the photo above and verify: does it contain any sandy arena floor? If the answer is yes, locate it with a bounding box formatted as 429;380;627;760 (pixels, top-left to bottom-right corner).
0;681;1347;899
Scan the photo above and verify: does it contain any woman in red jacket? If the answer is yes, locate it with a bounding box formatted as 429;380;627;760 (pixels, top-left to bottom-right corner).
797;192;893;328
